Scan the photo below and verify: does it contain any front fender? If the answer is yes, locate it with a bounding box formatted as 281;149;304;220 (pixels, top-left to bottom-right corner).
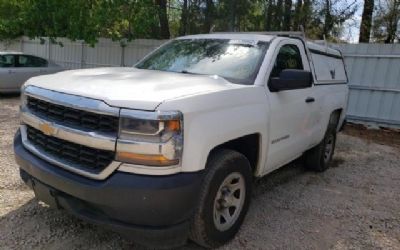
158;86;270;176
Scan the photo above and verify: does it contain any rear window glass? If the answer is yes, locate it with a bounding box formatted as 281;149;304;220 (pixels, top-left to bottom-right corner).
311;53;347;82
0;55;15;68
18;55;48;67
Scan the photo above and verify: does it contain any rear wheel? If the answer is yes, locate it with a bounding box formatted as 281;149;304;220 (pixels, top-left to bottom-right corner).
304;114;338;172
190;149;252;248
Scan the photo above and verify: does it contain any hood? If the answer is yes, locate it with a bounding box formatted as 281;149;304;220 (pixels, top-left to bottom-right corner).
25;67;240;110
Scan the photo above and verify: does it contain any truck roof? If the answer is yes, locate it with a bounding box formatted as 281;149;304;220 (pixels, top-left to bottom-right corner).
179;32;342;58
306;41;342;57
179;33;276;42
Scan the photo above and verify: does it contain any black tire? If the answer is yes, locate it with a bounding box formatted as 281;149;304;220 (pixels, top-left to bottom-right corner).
189;149;252;248
304;114;338;172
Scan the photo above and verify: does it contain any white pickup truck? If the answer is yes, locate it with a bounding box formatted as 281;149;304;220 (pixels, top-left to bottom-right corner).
14;32;348;248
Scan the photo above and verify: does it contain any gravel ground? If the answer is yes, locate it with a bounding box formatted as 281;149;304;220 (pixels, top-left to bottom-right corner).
1;94;399;250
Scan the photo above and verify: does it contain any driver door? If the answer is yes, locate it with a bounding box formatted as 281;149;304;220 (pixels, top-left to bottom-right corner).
265;40;318;171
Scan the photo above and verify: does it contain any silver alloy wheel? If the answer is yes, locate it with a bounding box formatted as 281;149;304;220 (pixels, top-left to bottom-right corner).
324;134;334;163
213;172;246;232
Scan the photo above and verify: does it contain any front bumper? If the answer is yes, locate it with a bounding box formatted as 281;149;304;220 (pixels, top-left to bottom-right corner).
14;130;203;248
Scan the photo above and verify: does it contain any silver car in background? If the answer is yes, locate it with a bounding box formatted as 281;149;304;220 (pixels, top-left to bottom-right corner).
0;52;63;93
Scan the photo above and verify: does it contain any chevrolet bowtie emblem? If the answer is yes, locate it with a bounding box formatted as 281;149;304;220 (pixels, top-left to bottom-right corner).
39;122;56;136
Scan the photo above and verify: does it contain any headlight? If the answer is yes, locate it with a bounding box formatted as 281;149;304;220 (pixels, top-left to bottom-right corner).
116;109;183;167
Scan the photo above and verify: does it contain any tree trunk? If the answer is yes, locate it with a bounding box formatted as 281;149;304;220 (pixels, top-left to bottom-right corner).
179;0;188;35
359;0;374;43
387;0;399;43
204;0;214;33
283;0;292;30
156;0;170;39
302;0;311;30
323;0;332;39
229;0;237;31
275;0;283;30
293;0;302;30
265;0;274;31
385;18;397;43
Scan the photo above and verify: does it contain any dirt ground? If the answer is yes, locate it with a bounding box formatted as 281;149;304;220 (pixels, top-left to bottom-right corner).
1;94;400;250
343;123;400;149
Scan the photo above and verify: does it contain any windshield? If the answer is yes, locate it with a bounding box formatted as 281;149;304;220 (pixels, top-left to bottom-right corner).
135;39;269;85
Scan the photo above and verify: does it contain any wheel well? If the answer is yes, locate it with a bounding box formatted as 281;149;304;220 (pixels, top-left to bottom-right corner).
209;133;260;174
331;109;343;129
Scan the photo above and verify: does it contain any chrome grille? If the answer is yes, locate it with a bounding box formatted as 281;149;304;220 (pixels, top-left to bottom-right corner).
26;125;115;171
27;96;119;134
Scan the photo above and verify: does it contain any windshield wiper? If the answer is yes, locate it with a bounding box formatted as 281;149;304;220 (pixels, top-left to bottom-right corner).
180;70;200;75
180;70;231;83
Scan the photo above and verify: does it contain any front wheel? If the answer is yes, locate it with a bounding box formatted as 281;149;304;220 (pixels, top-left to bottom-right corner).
189;149;252;248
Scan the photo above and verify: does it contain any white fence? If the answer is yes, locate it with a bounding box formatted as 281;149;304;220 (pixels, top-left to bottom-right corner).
1;37;167;69
337;44;400;128
0;40;21;52
1;38;400;128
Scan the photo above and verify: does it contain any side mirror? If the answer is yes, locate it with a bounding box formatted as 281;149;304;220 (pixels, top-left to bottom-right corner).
269;69;312;92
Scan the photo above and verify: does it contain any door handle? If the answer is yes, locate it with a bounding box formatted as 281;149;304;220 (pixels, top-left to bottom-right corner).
305;97;315;103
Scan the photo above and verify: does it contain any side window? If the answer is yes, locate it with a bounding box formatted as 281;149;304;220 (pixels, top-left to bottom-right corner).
17;55;48;68
270;44;304;78
0;55;16;68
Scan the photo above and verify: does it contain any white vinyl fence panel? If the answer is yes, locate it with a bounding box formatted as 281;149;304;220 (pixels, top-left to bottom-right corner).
1;37;167;69
0;39;21;52
1;38;400;127
338;44;400;127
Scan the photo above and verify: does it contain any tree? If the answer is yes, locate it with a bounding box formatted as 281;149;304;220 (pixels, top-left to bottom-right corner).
211;0;257;32
0;0;360;44
291;0;312;32
302;0;312;30
373;0;400;43
0;0;25;41
283;0;293;30
179;0;189;35
13;0;161;44
263;0;358;39
156;0;171;39
314;0;358;40
183;0;206;34
275;0;284;30
265;0;275;31
293;0;303;29
204;0;215;33
229;0;237;31
322;0;333;37
359;0;375;42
